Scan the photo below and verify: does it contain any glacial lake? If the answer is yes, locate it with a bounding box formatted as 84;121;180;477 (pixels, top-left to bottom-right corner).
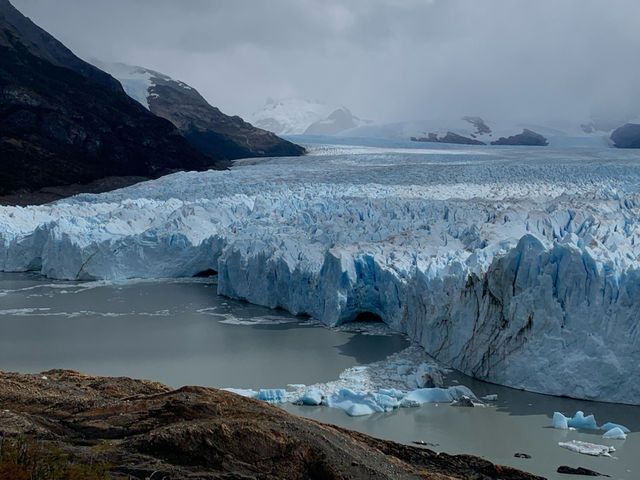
1;271;639;480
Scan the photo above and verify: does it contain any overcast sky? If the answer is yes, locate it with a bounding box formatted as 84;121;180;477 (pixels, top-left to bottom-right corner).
11;0;640;126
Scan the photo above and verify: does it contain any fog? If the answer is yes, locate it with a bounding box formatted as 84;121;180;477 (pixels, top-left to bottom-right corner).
11;0;640;126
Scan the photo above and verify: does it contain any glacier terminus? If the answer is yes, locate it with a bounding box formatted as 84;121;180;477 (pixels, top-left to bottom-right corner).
1;137;639;405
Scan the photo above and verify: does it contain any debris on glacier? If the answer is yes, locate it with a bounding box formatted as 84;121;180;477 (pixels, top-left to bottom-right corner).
558;440;616;457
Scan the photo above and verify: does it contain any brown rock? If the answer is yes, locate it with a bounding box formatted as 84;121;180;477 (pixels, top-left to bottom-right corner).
0;370;544;480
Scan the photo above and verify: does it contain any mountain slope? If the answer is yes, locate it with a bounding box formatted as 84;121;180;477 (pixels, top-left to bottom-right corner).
101;63;305;160
304;107;368;135
0;0;218;198
250;98;369;136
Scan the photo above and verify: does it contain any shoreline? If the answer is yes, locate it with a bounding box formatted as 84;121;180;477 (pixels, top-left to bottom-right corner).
0;368;543;479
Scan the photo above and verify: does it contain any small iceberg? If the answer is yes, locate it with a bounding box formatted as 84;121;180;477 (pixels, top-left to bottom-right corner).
600;422;630;434
300;388;323;406
558;440;616;457
602;427;627;440
551;411;630;434
324;389;399;416
552;411;569;429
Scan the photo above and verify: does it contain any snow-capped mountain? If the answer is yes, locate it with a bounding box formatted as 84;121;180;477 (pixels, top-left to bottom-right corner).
97;63;305;161
0;0;213;198
304;107;369;136
250;98;368;136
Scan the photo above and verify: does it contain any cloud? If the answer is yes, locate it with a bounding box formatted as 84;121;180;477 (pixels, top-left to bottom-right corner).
11;0;640;125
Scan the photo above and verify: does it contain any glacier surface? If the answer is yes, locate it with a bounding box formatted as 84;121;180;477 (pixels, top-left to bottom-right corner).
1;139;640;404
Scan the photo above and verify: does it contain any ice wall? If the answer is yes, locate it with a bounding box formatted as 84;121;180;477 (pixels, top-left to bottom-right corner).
1;143;639;404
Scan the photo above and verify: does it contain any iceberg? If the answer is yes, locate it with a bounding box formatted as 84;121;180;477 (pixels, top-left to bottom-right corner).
399;386;475;407
221;346;477;417
550;411;631;433
600;422;630;434
552;411;569;429
254;389;288;403
300;388;323;405
2;141;640;403
323;389;398;416
602;427;627;439
567;411;598;430
558;440;616;457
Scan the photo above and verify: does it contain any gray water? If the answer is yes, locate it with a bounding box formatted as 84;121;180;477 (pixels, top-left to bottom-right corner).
1;272;639;480
0;272;407;388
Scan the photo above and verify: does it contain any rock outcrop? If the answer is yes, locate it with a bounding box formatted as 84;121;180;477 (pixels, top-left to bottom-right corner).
0;369;542;480
490;129;548;146
101;63;305;161
610;123;640;148
0;0;218;198
411;131;486;145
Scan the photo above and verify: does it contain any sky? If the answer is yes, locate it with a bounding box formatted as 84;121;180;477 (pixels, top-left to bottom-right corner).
11;0;640;126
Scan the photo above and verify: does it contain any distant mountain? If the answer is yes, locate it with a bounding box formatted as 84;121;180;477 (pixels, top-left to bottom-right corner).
490;129;548;146
304;107;368;136
0;0;216;198
610;124;640;148
250;98;368;136
411;132;486;145
347;116;549;146
99;63;304;160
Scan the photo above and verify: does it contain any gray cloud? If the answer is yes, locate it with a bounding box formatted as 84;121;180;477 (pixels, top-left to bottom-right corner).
11;0;640;126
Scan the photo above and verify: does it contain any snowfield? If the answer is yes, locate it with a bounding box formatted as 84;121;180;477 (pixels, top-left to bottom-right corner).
1;139;640;404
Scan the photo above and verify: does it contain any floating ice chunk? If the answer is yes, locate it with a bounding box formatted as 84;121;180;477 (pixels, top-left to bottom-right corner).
400;388;453;407
376;393;400;411
481;394;498;401
552;412;569;429
324;389;398;416
254;389;287;403
300;388;323;405
600;422;630;434
567;411;598;430
399;385;474;407
602;427;627;440
558;440;615;457
379;388;405;399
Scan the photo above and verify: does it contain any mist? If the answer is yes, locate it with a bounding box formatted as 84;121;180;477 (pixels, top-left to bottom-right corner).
11;0;640;126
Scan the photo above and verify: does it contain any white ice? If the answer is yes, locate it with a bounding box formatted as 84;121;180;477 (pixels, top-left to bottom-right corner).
558;440;616;457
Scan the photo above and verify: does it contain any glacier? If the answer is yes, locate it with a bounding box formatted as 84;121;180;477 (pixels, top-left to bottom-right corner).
1;139;640;404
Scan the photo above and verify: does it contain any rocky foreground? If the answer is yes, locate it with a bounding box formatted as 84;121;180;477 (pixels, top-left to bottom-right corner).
0;370;543;480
